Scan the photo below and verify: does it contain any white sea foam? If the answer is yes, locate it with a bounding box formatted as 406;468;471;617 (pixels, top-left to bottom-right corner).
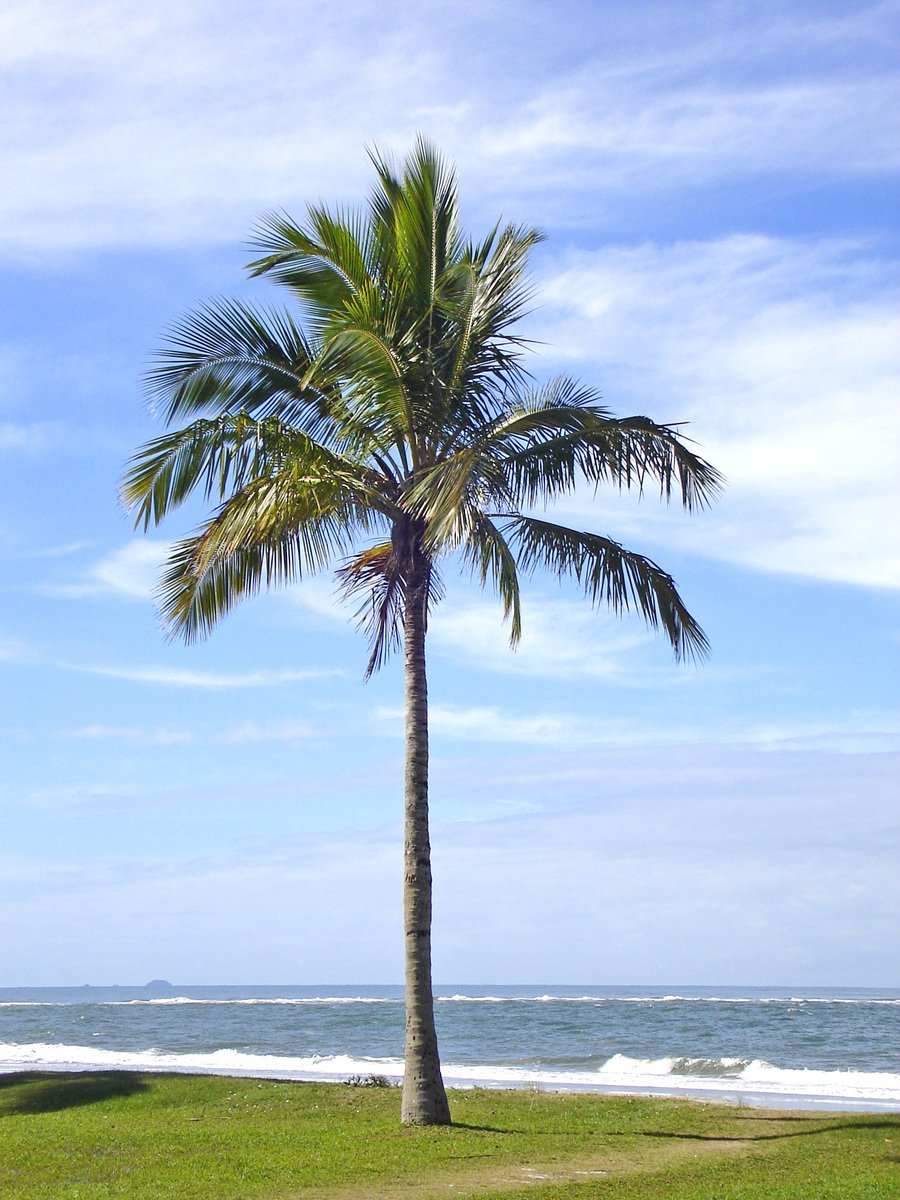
0;1041;404;1079
3;993;896;1008
2;1043;898;1110
590;996;900;1006
0;1002;59;1008
438;994;613;1003
435;994;900;1006
588;1054;900;1106
105;996;399;1007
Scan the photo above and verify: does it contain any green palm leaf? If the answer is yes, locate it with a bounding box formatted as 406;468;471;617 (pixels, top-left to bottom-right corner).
158;472;371;641
506;514;709;661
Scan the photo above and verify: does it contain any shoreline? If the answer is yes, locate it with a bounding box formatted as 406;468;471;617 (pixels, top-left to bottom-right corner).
2;1060;898;1114
4;986;897;1116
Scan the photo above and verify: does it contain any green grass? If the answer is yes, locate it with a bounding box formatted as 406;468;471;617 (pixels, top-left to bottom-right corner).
0;1072;896;1199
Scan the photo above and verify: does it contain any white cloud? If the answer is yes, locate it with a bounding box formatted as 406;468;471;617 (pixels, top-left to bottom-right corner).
377;704;574;746
742;713;900;755
483;79;898;226
217;718;316;743
78;664;340;689
375;702;900;754
2;1;896;257
0;421;68;452
537;235;900;589
0;636;27;663
63;724;193;745
428;750;900;984
61;717;318;742
0;0;439;258
0;825;406;982
428;595;663;681
286;577;351;623
88;540;171;598
39;540;172;600
28;541;92;559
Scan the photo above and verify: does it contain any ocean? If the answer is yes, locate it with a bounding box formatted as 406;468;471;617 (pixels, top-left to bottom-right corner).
1;984;898;1112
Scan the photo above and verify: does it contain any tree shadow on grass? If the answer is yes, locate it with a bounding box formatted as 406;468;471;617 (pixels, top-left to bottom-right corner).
637;1117;900;1144
445;1122;518;1134
0;1071;148;1115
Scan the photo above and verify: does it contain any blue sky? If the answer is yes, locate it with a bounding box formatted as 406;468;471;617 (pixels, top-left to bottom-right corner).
1;0;898;987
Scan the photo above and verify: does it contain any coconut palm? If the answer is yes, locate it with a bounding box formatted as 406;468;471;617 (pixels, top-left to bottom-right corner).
122;139;722;1125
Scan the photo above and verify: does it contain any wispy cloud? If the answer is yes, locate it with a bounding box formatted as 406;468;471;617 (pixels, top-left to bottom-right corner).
77;665;341;689
26;541;93;559
1;0;436;257
377;705;574;746
426;744;900;983
537;235;900;590
88;541;169;599
376;702;900;754
62;724;194;745
3;740;897;984
485;72;898;201
0;636;27;663
428;595;663;681
39;540;172;600
285;577;351;623
741;712;900;755
0;421;69;452
2;1;895;257
59;717;320;743
217;718;316;743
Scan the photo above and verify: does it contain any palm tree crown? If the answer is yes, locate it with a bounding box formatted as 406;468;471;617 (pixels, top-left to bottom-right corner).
122;138;722;1125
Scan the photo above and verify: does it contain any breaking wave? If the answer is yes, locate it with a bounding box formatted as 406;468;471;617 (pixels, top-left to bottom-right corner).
2;1043;897;1109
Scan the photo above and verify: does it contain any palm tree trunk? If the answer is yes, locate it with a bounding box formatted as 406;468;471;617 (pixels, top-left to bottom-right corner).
400;564;451;1126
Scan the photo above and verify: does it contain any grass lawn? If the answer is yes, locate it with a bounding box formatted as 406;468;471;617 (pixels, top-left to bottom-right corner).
0;1071;897;1198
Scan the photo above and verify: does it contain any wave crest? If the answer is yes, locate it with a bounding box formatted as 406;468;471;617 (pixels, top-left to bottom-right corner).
1;1042;898;1108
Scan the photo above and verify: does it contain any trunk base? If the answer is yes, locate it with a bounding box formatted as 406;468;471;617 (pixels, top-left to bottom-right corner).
401;1074;452;1126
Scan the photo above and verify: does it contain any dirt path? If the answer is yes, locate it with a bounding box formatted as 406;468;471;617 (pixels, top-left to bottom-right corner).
300;1129;761;1200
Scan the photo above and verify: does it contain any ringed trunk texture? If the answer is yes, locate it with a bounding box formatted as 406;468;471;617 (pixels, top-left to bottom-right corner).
400;566;451;1126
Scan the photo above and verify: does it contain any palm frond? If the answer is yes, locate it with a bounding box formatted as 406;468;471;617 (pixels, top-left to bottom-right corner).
157;472;369;641
368;135;463;313
121;415;394;531
483;381;724;511
461;516;522;645
506;514;709;661
335;538;444;677
145;298;328;424
427;225;545;449
334;541;403;677
406;448;511;554
245;208;376;323
315;325;418;467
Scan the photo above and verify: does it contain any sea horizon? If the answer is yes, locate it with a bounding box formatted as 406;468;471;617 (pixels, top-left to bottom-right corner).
4;979;899;993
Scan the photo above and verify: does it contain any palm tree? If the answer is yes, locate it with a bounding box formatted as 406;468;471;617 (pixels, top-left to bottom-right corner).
122;139;722;1125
